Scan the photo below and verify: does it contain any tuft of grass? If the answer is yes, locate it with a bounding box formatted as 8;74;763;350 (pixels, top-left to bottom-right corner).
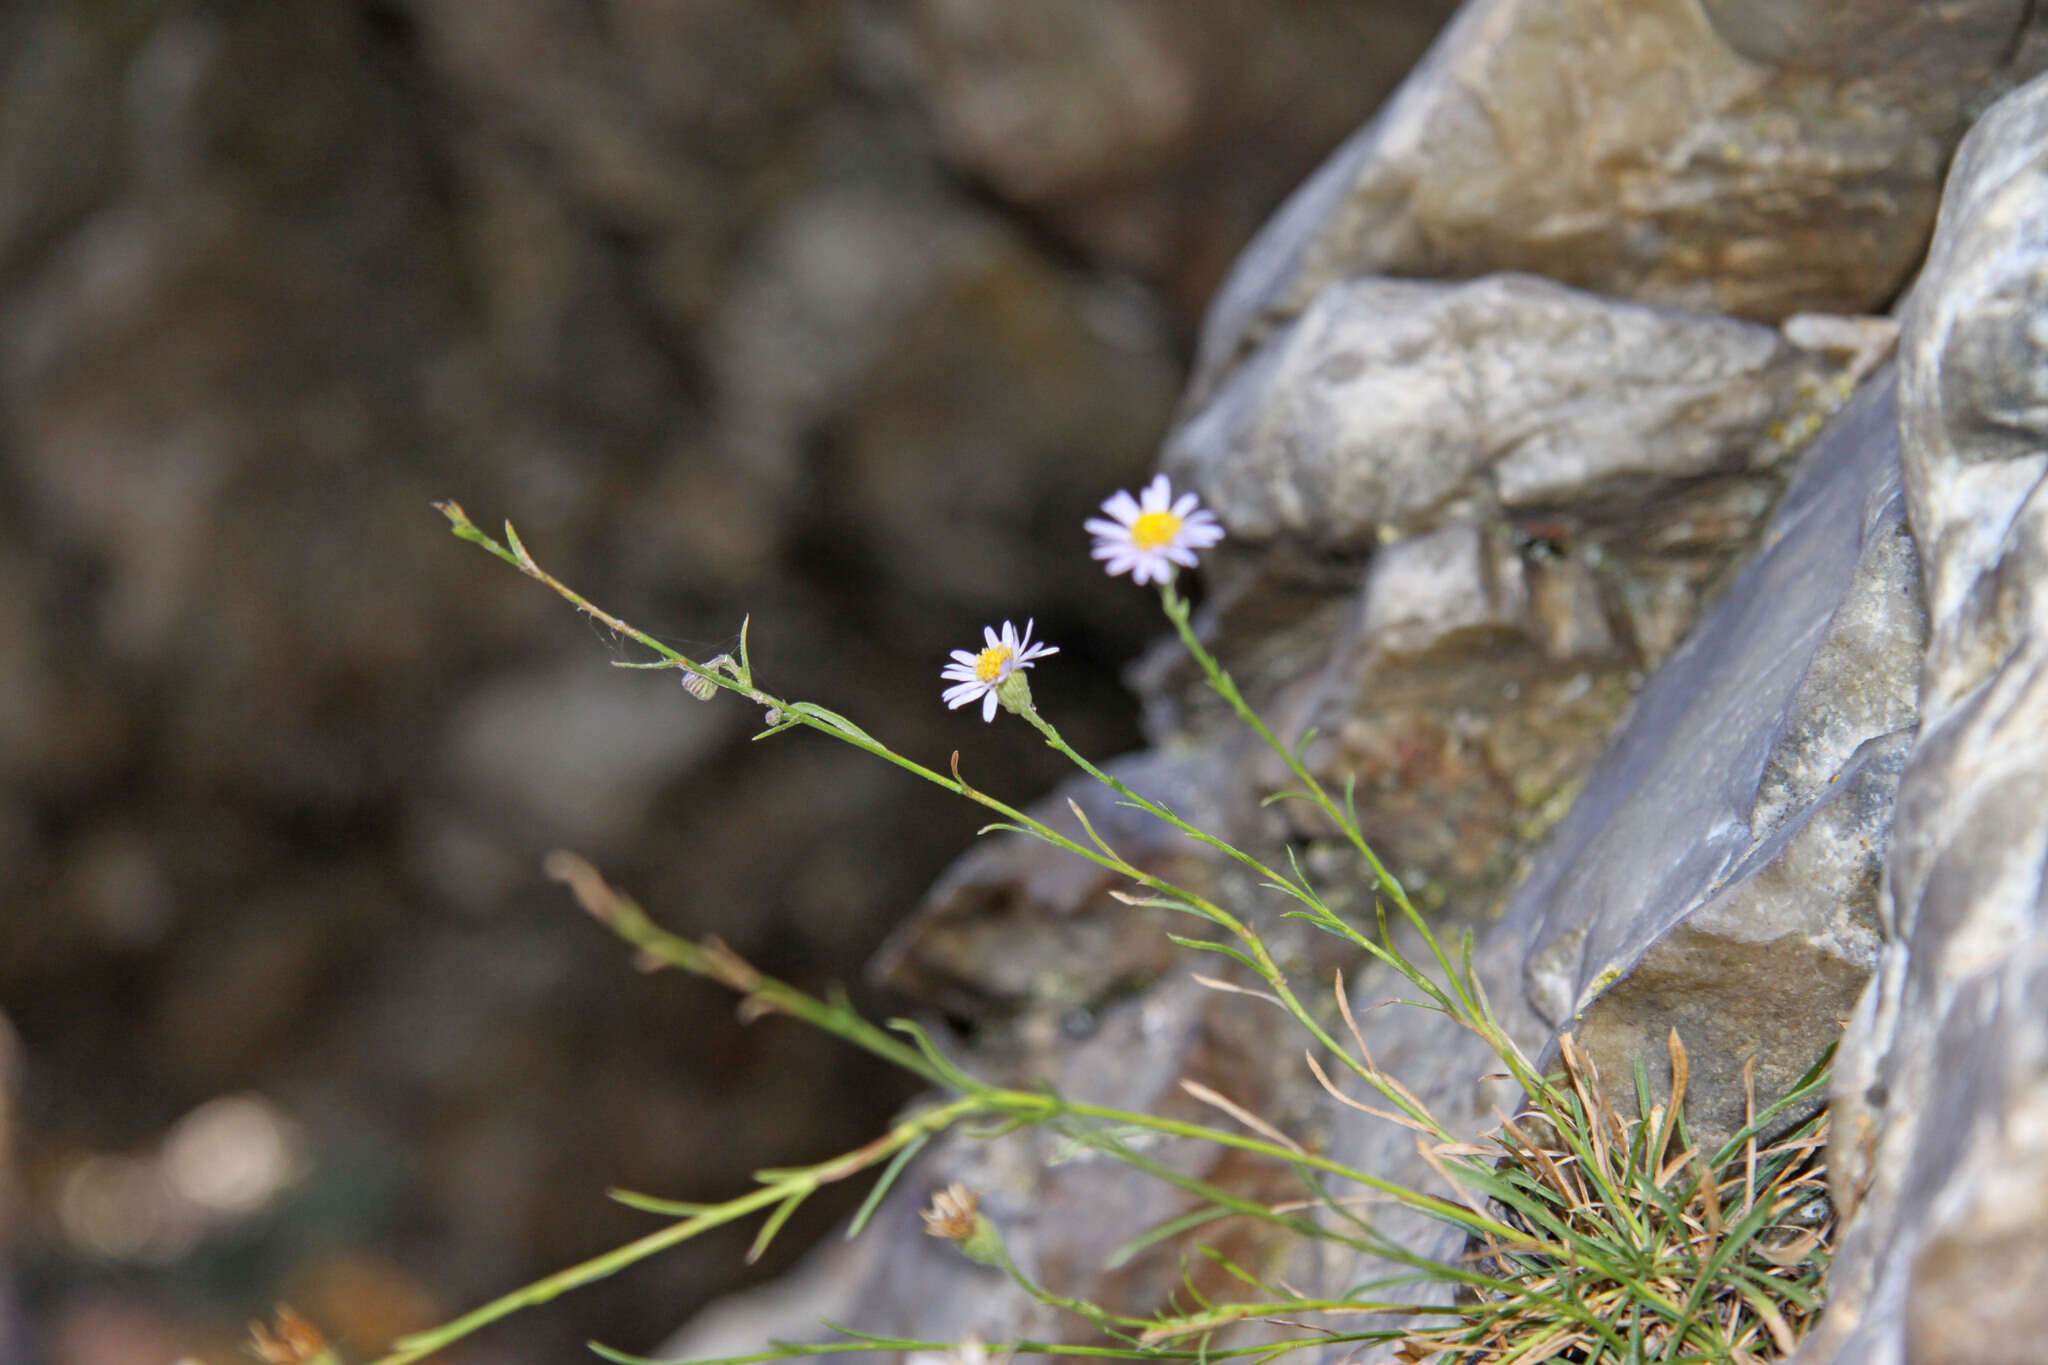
1390;1032;1834;1365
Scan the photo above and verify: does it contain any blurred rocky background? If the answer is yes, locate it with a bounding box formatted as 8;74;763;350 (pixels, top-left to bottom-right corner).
0;3;1463;1362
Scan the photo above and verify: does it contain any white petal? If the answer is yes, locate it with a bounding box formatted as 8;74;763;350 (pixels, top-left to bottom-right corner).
1101;490;1141;524
1084;516;1128;540
981;690;1000;722
1171;491;1199;518
1141;474;1172;511
950;649;980;666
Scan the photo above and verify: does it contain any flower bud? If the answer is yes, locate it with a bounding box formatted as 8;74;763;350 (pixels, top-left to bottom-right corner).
995;669;1035;717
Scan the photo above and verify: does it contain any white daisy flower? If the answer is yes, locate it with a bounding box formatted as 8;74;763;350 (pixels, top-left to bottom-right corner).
941;619;1057;722
1085;473;1224;584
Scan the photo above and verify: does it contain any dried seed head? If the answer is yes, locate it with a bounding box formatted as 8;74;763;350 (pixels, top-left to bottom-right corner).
248;1306;328;1364
920;1182;980;1241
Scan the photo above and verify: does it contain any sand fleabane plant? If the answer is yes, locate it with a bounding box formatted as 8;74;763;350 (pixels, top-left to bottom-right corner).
1086;473;1224;585
942;619;1057;721
349;498;1832;1365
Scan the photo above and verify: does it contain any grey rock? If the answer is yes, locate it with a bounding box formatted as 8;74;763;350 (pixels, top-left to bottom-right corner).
1355;522;1528;651
869;746;1266;1019
1189;0;2043;408
1146;282;1876;929
1266;363;1922;1365
1165;272;1828;549
1801;70;2048;1365
1566;731;1906;1146
1502;370;1921;1150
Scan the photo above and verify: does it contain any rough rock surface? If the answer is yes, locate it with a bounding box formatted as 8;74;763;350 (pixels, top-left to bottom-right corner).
1190;0;2047;407
1800;71;2048;1365
1165;272;1831;550
1146;282;1872;924
1502;370;1922;1149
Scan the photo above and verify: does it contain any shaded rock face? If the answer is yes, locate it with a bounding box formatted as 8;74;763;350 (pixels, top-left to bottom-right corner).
668;5;2048;1363
1166;272;1830;550
1505;372;1922;1151
1144;276;1864;923
1190;0;2046;408
870;747;1267;1023
1800;72;2048;1365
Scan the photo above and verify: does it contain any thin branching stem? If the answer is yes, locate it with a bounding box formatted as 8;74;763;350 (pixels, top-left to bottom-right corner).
417;505;1837;1365
441;504;1437;1120
365;1095;986;1365
1155;580;1481;1022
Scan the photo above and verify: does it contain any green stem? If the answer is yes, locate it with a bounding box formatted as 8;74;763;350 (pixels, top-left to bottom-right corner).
438;507;1482;1151
366;1095;986;1365
1020;702;1314;905
1015;704;1445;1128
1155;579;1478;1018
1053;1098;1518;1242
544;851;944;1084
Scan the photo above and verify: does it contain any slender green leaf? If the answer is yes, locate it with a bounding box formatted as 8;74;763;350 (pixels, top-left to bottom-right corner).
789;702;876;744
1103;1203;1236;1270
606;1189;718;1217
745;1189;808;1264
1164;933;1260;973
885;1018;981;1095
845;1132;930;1240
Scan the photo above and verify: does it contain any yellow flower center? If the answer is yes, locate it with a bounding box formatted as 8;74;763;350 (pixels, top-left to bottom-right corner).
975;645;1014;683
1130;509;1183;551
